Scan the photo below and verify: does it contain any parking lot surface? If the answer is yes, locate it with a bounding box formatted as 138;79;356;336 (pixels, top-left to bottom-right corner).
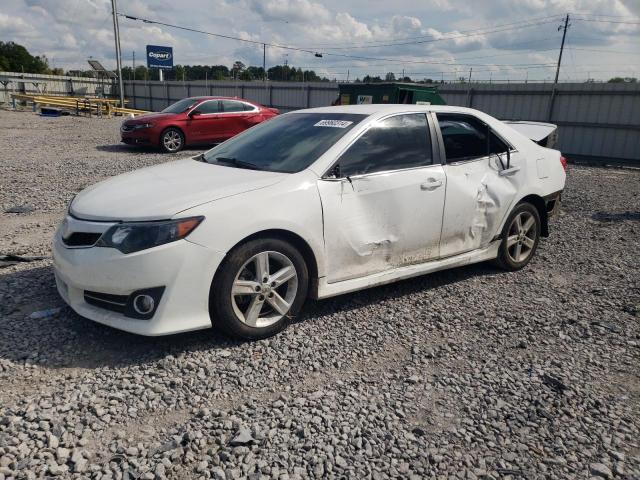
0;111;639;479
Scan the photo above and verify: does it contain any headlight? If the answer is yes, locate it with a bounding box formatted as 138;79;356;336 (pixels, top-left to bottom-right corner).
132;123;154;130
96;217;203;254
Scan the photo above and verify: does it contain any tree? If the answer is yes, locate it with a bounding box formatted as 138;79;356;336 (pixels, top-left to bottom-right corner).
385;72;396;81
231;61;246;79
608;77;637;83
0;41;49;73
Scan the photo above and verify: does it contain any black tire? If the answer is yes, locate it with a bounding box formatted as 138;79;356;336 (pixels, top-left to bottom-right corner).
494;202;541;271
160;127;184;153
210;238;309;340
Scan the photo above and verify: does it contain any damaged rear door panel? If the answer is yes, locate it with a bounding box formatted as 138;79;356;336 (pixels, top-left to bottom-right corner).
435;112;524;258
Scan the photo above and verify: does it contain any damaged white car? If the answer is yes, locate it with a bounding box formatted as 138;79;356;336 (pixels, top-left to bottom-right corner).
53;105;566;339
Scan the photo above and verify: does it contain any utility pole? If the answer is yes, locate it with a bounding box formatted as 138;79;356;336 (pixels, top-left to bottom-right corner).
468;67;472;83
110;0;125;107
263;44;266;82
132;51;135;81
554;13;570;84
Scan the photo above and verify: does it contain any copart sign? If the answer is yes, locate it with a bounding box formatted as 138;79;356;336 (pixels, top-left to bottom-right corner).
146;45;173;69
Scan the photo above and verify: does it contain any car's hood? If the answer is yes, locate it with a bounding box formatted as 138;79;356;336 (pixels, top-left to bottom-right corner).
70;159;286;221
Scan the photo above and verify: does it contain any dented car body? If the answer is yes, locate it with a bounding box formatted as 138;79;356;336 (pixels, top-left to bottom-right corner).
53;105;566;338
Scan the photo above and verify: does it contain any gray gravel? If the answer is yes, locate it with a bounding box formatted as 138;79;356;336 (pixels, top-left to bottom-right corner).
1;110;639;479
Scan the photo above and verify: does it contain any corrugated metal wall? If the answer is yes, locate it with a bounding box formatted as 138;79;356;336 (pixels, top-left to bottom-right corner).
123;80;338;113
2;71;638;163
438;83;640;163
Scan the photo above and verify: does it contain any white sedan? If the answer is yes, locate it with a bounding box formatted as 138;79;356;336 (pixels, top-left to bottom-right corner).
53;105;566;339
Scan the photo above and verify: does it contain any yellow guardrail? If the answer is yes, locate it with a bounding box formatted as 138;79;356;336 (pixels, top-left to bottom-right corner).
10;93;149;117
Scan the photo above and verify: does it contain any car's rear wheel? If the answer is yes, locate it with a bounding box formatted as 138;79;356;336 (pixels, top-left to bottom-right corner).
160;127;184;153
210;238;309;339
494;202;541;271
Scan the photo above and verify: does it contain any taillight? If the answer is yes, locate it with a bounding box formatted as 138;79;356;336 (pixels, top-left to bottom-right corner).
560;155;568;171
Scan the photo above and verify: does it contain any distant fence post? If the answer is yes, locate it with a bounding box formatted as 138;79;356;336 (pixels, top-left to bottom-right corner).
306;85;311;108
269;84;273;108
466;86;474;108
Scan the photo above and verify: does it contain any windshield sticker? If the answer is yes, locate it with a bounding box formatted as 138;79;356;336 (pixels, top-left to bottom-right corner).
314;120;353;128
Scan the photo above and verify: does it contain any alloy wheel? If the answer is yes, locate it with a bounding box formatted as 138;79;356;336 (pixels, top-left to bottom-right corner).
506;211;537;263
231;251;298;328
163;130;182;152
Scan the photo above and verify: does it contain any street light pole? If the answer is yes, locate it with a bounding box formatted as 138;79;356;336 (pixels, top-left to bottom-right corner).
111;0;125;107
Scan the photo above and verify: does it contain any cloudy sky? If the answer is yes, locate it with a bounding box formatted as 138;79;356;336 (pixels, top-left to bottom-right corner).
1;0;638;82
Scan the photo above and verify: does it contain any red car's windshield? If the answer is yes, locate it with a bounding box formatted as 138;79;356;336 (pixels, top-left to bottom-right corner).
162;98;199;114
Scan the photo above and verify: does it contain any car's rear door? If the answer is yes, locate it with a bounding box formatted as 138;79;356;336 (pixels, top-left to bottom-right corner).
220;100;256;138
435;112;523;257
317;113;446;283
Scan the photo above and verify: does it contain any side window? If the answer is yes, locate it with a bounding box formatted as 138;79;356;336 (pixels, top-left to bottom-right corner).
338;114;432;177
221;100;245;112
242;102;257;111
437;114;488;162
196;100;220;114
489;130;510;155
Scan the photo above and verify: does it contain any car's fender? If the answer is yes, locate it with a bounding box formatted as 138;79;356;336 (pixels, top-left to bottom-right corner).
181;169;327;278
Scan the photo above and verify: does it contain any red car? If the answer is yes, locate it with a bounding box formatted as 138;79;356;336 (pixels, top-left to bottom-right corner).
121;97;278;153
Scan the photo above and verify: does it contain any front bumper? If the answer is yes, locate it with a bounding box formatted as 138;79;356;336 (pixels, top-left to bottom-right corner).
120;127;158;146
52;232;225;336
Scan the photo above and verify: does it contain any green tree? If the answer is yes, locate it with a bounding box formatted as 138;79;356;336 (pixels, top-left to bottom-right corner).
0;41;49;73
385;72;396;81
608;77;637;83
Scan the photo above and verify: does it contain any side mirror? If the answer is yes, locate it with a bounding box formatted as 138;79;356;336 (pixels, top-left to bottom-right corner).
331;164;341;178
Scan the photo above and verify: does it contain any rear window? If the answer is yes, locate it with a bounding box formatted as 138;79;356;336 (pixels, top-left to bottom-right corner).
203;113;365;173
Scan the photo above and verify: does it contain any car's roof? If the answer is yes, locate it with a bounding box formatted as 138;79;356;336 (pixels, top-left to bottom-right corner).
186;96;259;103
291;104;481;116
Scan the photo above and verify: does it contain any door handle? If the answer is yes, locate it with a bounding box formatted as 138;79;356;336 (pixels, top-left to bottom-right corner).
420;178;443;190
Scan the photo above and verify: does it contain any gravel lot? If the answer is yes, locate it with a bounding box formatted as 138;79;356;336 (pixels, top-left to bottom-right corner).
0;110;639;480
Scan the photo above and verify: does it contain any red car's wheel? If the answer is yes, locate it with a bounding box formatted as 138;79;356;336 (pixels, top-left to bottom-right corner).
160;127;184;153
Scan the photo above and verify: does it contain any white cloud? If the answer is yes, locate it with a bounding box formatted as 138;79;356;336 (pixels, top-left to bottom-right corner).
0;0;637;81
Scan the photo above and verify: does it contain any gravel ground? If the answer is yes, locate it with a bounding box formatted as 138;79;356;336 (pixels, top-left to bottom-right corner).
0;110;639;480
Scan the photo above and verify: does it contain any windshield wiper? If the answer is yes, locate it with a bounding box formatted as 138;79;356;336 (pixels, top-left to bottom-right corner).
214;157;264;171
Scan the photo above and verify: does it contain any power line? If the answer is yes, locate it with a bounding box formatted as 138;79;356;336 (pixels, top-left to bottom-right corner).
118;13;555;68
305;14;565;47
571;17;640;25
308;19;562;50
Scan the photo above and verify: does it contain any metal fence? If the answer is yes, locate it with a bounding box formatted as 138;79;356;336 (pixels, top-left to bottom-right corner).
122;80;338;113
0;71;114;102
437;83;640;164
2;71;638;164
122;79;640;164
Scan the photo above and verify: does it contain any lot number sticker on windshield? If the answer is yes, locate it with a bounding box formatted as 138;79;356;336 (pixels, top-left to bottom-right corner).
314;120;353;128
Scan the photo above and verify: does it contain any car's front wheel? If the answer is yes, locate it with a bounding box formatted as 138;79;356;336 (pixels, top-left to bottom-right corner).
160;127;184;153
494;202;541;271
210;238;309;339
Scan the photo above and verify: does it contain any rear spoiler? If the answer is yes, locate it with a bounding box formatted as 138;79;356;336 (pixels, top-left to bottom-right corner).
503;121;558;148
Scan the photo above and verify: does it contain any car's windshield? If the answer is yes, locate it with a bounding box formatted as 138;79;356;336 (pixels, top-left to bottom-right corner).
202;113;366;173
162;98;199;114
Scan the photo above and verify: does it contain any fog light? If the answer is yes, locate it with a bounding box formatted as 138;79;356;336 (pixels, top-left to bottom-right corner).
133;294;155;315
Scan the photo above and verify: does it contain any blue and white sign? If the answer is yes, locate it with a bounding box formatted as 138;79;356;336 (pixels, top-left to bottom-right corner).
146;45;173;69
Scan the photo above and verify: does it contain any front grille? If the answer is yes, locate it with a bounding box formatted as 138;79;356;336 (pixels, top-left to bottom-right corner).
62;232;102;247
84;291;128;314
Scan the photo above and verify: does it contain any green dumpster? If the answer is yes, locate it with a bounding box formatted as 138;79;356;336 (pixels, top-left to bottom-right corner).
336;82;446;106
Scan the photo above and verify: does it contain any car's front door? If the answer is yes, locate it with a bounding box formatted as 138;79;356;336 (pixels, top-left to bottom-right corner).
435;113;522;258
186;100;224;144
317;113;446;284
